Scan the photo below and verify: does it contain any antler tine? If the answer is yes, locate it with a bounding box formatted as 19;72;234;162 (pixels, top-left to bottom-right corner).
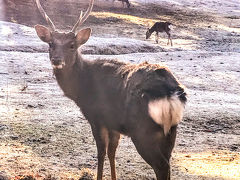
35;0;56;31
71;11;83;33
71;0;95;33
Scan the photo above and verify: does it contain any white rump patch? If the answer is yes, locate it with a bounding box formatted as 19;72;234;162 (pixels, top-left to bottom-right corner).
168;24;175;30
148;94;184;135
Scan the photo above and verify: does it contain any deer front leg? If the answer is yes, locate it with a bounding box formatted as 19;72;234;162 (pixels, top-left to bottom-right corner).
112;0;115;7
108;131;120;180
91;125;108;180
122;1;125;8
155;32;159;44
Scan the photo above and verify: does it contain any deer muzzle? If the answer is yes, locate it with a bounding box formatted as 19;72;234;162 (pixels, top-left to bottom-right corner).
51;58;65;69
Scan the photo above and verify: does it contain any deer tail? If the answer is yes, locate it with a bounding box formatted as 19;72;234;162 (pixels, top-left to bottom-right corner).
148;92;185;135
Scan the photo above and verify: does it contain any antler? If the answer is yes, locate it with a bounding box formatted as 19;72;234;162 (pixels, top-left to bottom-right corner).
35;0;56;31
71;0;95;33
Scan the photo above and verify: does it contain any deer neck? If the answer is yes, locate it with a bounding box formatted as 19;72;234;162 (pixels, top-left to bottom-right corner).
149;27;155;34
53;53;88;102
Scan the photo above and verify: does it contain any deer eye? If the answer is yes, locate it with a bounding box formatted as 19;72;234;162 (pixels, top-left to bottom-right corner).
49;42;54;48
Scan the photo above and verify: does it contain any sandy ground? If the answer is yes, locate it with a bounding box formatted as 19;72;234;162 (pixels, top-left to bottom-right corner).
0;0;240;179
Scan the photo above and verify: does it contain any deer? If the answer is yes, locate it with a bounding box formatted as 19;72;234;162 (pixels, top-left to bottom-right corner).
34;0;186;179
113;0;131;8
146;22;173;46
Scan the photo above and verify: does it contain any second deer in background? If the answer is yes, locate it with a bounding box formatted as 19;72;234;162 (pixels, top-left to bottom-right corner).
113;0;131;8
146;22;173;46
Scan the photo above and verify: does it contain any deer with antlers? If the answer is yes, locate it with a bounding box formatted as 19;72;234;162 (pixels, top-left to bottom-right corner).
34;0;186;179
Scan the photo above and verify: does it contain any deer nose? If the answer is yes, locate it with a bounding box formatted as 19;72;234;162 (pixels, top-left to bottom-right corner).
51;58;62;65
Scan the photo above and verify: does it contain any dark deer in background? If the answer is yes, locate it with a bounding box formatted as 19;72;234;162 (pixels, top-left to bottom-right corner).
146;22;173;46
34;0;186;179
113;0;131;8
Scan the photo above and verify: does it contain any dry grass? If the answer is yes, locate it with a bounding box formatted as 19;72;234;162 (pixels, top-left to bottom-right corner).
175;150;240;179
91;11;158;26
0;142;95;179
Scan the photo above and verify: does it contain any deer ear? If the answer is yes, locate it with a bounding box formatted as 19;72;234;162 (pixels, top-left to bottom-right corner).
34;25;52;43
76;28;92;47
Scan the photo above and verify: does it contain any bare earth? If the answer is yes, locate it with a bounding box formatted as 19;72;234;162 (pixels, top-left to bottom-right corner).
0;0;240;179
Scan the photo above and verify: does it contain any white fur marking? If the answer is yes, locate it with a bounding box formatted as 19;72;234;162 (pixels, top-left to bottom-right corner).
168;24;175;30
148;94;184;135
52;62;65;69
52;64;63;69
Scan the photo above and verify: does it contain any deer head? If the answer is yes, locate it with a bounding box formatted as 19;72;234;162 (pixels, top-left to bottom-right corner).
34;0;94;70
146;28;151;39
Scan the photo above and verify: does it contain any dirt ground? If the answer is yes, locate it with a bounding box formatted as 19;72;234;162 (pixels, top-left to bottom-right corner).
0;0;240;179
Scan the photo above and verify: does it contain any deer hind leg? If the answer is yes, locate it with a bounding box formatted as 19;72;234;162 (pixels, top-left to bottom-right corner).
108;130;120;180
131;126;177;180
91;125;109;180
155;32;159;44
167;32;173;46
